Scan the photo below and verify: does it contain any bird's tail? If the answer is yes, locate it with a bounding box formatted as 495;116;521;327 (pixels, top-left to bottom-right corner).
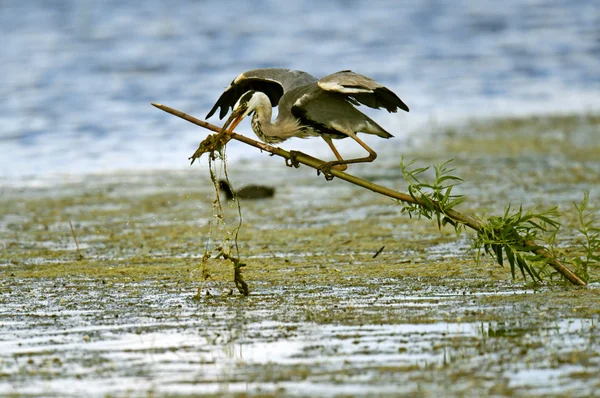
364;117;394;138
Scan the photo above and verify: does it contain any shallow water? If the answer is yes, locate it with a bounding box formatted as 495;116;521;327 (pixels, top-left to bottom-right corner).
2;2;600;397
1;277;599;397
1;0;599;178
2;114;600;396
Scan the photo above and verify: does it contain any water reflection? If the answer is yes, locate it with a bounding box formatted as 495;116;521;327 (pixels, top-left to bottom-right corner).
2;314;595;396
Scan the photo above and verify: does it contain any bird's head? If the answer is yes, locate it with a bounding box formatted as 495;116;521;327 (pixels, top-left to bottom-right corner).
221;90;269;134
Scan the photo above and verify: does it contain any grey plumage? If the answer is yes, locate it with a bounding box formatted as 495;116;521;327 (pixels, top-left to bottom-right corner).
207;68;317;119
207;68;409;173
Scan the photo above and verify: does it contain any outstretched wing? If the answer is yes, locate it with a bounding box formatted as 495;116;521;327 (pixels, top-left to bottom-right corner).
206;68;318;119
318;70;409;113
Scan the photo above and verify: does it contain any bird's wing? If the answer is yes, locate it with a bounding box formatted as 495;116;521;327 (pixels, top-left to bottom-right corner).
290;85;394;139
206;68;318;119
288;86;378;138
317;70;409;113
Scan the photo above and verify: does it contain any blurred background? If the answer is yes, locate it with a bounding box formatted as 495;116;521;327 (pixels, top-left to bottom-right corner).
1;0;599;180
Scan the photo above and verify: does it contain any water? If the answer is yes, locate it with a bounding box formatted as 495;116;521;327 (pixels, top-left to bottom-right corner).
1;276;597;397
2;125;600;396
1;0;599;179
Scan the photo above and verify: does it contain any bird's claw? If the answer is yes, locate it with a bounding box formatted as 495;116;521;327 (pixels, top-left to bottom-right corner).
285;150;302;168
317;162;335;181
285;158;299;168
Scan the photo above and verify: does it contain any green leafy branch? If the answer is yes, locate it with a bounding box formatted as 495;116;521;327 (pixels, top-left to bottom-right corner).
400;157;465;231
474;205;561;281
399;157;594;284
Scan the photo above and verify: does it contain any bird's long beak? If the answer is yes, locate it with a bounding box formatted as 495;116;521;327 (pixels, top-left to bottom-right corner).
220;108;247;134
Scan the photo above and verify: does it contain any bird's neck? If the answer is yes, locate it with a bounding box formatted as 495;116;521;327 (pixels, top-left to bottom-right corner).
251;106;277;143
251;101;296;144
251;98;302;144
251;100;273;127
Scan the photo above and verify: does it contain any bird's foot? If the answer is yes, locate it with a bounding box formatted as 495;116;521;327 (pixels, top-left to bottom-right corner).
285;150;302;168
317;162;335;181
317;162;348;181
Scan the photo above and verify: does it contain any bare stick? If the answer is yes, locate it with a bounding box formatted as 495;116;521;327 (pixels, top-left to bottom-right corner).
373;246;385;259
69;221;83;260
151;103;586;286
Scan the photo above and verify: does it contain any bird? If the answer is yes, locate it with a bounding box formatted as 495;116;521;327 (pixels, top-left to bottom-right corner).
206;68;409;177
218;179;275;200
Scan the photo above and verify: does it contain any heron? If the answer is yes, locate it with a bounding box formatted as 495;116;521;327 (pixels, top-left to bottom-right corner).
206;68;409;176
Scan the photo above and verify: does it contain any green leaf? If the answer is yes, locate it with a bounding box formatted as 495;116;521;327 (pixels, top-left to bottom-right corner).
516;254;528;280
536;214;561;228
484;243;492;257
437;175;464;183
493;244;503;267
447;197;466;209
505;245;516;276
528;261;541;281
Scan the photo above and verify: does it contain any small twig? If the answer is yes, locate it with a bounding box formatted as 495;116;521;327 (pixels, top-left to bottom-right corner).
69;221;83;260
373;246;385;259
151;102;586;286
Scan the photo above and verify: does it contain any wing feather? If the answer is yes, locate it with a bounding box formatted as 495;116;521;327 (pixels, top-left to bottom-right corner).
206;68;317;119
290;87;391;139
318;70;409;113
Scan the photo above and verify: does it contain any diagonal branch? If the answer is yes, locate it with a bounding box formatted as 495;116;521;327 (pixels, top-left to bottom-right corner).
151;102;586;286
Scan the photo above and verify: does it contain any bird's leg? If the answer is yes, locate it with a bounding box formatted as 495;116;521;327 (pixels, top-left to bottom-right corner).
322;137;348;171
319;132;378;172
285;150;303;168
316;137;348;180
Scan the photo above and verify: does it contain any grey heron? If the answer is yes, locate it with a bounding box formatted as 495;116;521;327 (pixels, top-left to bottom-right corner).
206;68;409;176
